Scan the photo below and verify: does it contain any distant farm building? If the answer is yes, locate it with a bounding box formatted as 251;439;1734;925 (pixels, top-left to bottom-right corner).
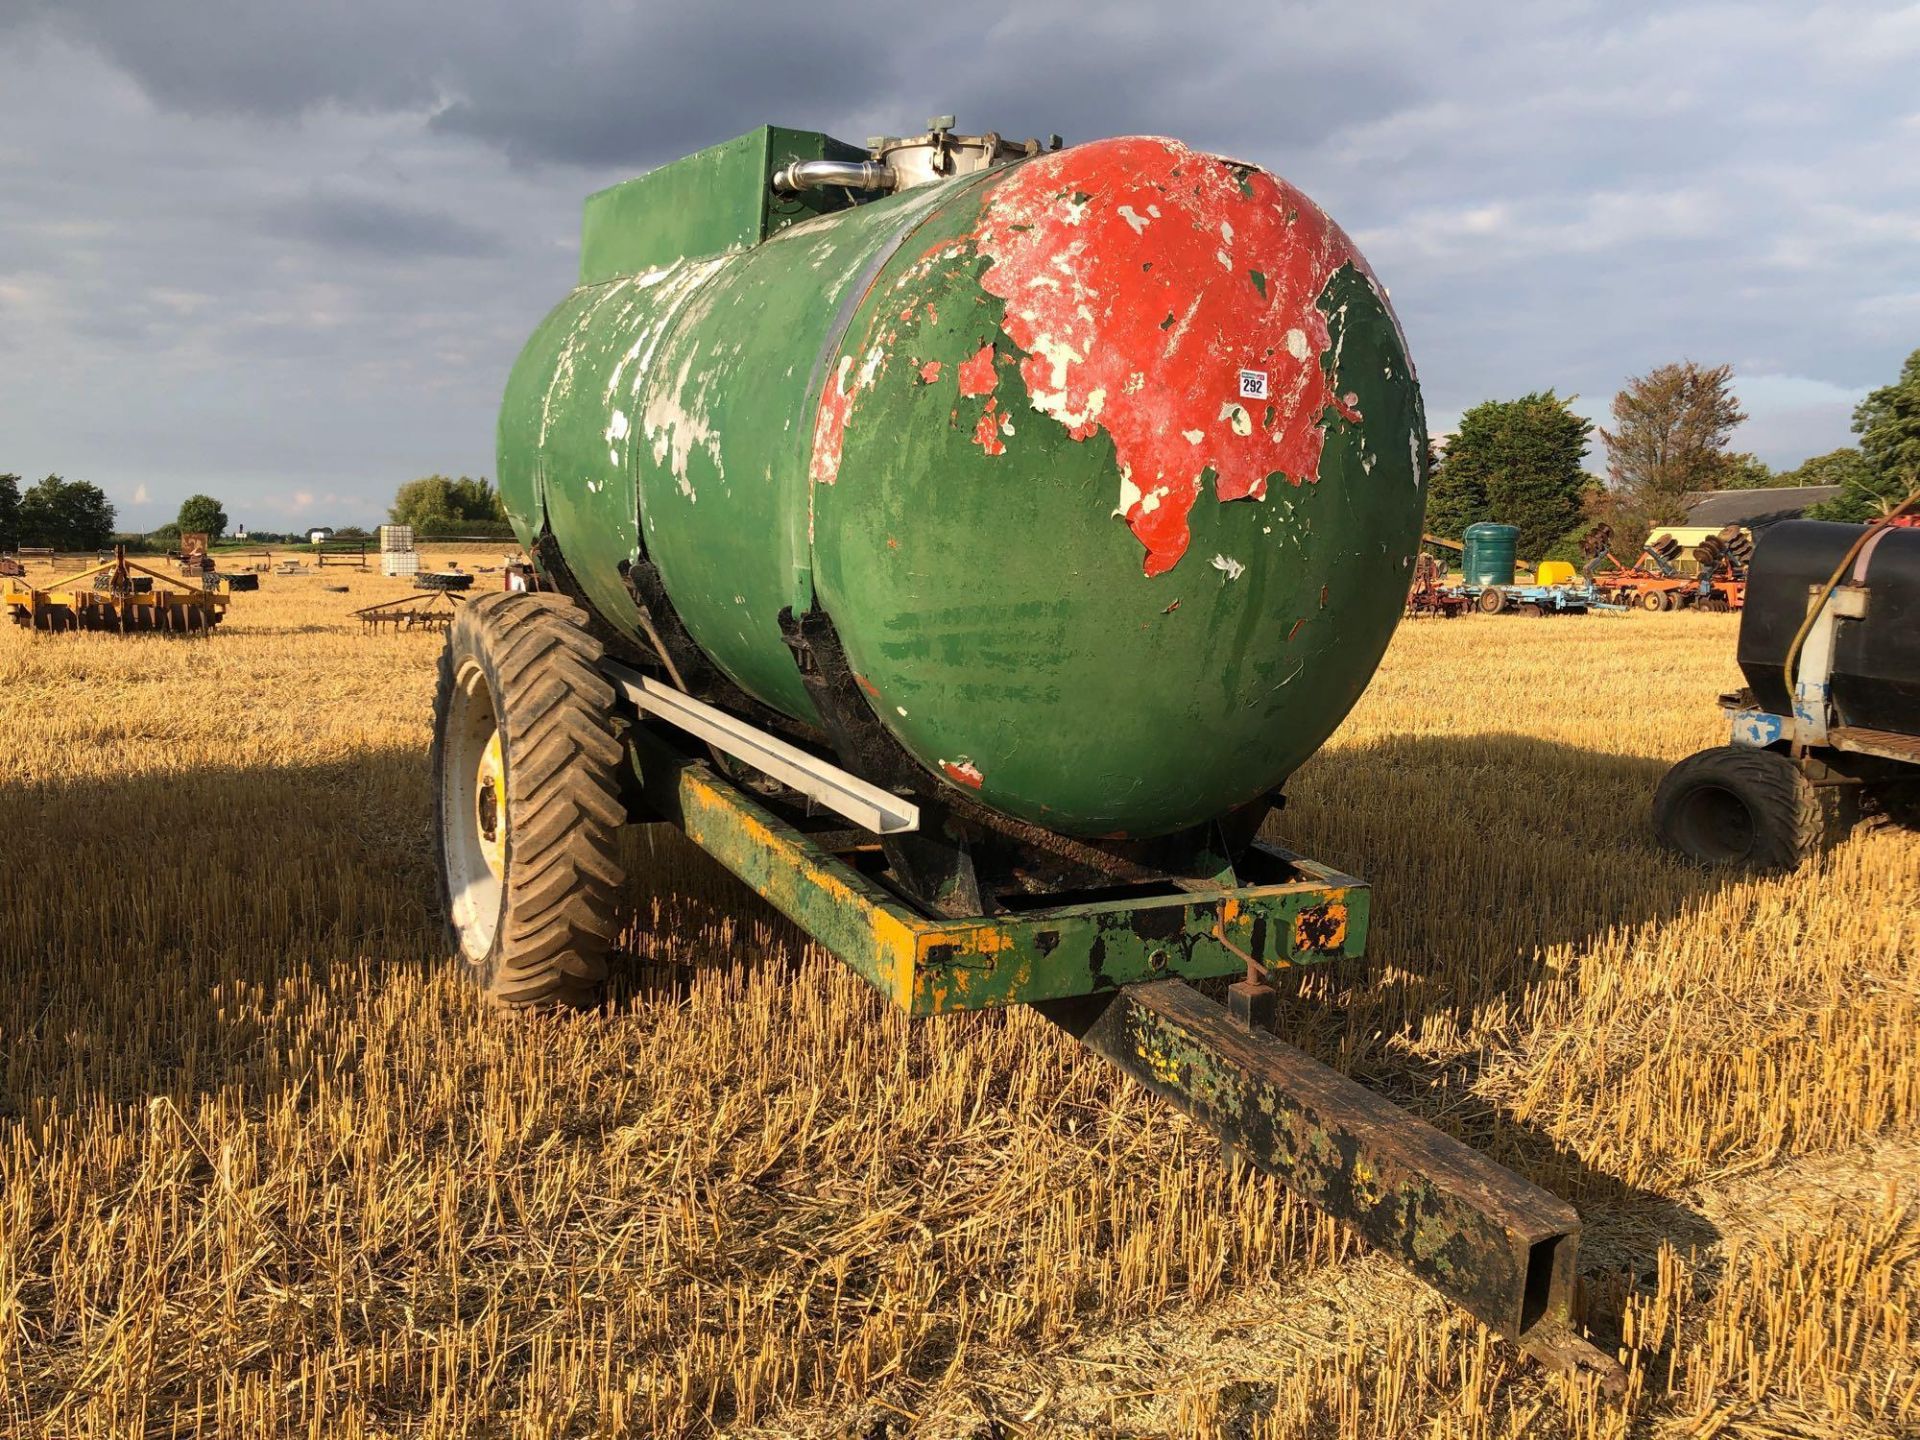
1648;485;1843;558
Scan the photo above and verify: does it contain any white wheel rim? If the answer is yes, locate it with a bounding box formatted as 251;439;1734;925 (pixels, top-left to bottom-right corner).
443;659;505;959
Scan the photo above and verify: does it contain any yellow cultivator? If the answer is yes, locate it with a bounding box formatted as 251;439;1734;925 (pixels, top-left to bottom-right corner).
2;546;230;633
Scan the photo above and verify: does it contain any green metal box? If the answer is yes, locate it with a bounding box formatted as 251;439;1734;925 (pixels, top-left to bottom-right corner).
579;125;869;282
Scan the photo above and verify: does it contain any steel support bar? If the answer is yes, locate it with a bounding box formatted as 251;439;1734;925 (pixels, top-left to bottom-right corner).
1038;980;1580;1346
606;659;920;835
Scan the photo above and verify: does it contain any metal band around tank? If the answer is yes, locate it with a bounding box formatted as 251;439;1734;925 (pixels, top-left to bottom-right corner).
798;167;1010;490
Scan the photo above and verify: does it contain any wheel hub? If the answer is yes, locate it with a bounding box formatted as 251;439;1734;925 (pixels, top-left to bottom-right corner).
475;729;506;882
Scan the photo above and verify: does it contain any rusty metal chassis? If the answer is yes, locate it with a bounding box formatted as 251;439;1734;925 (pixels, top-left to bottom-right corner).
619;713;1602;1376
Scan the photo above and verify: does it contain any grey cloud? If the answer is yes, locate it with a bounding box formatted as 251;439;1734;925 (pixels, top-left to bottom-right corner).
271;187;503;259
7;1;1430;166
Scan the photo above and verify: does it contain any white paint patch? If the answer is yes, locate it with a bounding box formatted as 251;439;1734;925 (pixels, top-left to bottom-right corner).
641;346;725;503
1220;402;1253;436
606;409;629;441
1284;328;1310;361
1020;331;1099;428
1410;429;1424;487
1183;429;1205;444
1215;248;1233;270
1220;220;1234;245
1117;204;1151;234
896;706;908;717
1211;554;1246;581
1114;469;1143;518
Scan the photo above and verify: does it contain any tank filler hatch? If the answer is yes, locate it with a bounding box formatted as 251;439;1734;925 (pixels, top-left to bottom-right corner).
865;116;1064;189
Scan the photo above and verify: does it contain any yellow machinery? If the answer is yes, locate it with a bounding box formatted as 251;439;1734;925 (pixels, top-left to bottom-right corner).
2;546;230;632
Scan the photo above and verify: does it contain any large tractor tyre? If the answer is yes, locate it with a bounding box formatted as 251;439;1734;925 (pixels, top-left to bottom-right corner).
1640;590;1667;613
1653;746;1824;870
431;591;628;1007
1477;588;1507;614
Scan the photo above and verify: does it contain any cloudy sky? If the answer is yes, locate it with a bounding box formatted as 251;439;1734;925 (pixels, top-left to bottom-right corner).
2;1;1915;532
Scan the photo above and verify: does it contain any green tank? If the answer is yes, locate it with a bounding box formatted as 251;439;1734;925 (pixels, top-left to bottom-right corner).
498;124;1428;838
1462;523;1519;588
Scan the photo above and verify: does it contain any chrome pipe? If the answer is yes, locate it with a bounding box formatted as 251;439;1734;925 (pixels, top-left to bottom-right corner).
771;159;897;194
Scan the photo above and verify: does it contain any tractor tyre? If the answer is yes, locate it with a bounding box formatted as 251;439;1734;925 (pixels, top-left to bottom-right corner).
1477;588;1507;614
431;590;627;1008
1653;746;1824;870
1641;590;1666;613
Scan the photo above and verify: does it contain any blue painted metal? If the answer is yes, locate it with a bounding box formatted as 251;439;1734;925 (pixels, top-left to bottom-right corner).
1728;707;1787;748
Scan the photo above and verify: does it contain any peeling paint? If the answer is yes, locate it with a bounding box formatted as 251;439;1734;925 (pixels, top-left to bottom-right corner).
957;343;998;398
972;399;1008;456
1210;553;1245;580
918;360;942;384
941;758;985;789
809;354;856;484
972;137;1382;577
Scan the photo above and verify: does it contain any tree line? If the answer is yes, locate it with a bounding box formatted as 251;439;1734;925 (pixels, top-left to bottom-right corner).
1424;345;1919;562
0;473;515;553
0;475;117;552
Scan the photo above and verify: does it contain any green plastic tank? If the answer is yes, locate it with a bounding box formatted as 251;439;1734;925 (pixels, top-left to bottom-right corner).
498;124;1429;838
1462;523;1519;587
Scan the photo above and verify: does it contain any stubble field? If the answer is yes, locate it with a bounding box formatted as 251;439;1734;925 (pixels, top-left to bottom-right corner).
0;549;1915;1438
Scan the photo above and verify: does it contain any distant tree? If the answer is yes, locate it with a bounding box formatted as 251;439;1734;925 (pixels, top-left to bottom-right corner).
17;475;116;551
334;525;370;540
1717;452;1777;489
0;473;19;551
1601;362;1747;524
1425;392;1592;558
176;493;229;540
1812;348;1920;521
390;475;509;534
147;521;183;548
1776;446;1870;501
447;476;507;523
1422;442;1481;545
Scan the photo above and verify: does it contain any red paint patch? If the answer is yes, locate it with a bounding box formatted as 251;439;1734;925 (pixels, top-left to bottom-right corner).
919;360;942;384
941;759;985;789
957;343;999;398
1286;616;1306;642
854;673;881;697
809;355;855;485
924;303;938;323
972;398;1007;457
971;137;1380;577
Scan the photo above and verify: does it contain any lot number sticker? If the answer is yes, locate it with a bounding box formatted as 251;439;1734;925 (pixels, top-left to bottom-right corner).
1238;369;1269;400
